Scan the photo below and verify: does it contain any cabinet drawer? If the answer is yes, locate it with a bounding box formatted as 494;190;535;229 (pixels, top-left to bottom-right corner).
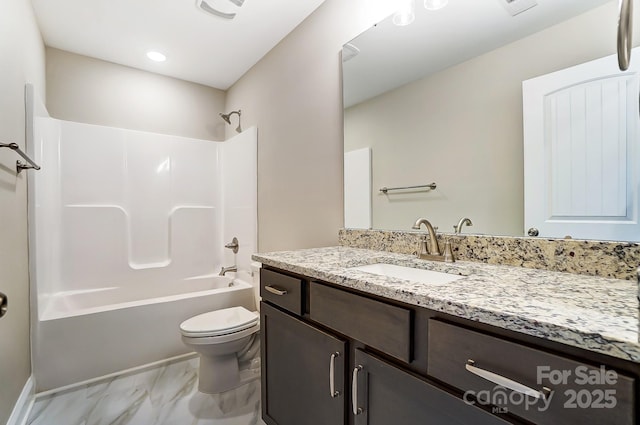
427;320;636;425
260;269;303;315
309;282;412;363
354;349;511;425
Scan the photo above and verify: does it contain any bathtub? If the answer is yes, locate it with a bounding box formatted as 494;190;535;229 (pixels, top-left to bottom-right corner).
34;272;257;392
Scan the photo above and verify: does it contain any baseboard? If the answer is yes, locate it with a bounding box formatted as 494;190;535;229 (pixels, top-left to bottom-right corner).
6;375;35;425
36;352;198;398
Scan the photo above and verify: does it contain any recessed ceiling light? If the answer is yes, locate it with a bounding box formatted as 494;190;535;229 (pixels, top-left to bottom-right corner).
146;51;166;62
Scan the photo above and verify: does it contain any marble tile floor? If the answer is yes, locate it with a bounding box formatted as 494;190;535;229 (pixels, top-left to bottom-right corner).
27;356;266;425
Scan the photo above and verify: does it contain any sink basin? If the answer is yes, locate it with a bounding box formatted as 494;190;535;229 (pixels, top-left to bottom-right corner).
349;263;464;285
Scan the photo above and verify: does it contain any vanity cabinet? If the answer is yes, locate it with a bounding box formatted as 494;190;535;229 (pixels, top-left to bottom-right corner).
261;302;346;425
260;268;516;425
260;266;639;425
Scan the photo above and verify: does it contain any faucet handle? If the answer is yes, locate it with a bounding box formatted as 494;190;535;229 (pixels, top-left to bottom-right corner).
417;236;429;258
225;237;239;254
443;239;455;262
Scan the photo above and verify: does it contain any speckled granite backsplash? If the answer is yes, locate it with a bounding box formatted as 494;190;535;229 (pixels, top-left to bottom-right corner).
339;229;640;281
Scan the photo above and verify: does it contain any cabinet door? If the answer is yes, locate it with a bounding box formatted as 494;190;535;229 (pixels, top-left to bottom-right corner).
352;349;512;425
261;302;346;425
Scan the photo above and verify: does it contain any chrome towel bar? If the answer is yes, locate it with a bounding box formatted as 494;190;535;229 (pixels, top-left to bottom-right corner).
380;182;436;194
0;142;40;173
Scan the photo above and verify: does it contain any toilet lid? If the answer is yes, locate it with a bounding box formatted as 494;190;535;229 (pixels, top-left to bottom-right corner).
180;306;258;337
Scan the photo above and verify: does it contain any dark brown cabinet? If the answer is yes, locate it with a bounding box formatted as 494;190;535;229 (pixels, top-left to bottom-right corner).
260;268;303;316
261;302;346;425
310;282;413;363
260;267;639;425
353;349;511;425
427;320;637;425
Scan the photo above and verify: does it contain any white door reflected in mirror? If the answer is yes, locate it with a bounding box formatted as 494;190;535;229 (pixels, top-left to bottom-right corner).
523;48;640;241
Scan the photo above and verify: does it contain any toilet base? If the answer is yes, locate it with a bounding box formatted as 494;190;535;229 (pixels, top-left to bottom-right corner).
181;320;259;394
198;353;240;394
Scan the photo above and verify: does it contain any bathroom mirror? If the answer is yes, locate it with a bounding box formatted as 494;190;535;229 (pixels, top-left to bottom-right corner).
342;0;639;240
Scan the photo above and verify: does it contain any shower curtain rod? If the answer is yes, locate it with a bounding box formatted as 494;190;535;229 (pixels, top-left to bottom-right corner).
0;142;41;173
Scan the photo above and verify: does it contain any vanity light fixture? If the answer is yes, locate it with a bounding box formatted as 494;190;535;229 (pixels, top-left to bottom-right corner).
393;0;416;26
146;51;166;62
424;0;448;11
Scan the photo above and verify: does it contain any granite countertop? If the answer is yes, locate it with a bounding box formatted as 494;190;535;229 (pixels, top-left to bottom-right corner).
252;246;640;364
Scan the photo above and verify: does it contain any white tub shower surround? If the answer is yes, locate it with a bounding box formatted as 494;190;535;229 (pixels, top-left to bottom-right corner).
26;87;258;391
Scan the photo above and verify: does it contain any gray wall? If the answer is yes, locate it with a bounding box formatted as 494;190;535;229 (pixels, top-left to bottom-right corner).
46;48;227;141
225;0;394;251
345;2;625;236
0;0;45;422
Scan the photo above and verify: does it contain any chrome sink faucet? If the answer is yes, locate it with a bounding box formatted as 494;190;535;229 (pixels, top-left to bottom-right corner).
412;218;455;262
454;217;473;234
412;218;440;255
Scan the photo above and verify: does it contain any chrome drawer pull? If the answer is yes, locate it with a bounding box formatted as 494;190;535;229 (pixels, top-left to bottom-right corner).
330;352;340;398
352;365;364;415
0;292;7;318
264;285;288;296
466;359;551;400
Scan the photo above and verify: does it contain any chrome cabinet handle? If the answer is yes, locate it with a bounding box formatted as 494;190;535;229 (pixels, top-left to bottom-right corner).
618;0;633;71
330;352;340;398
264;285;287;296
0;292;7;318
352;365;363;415
466;359;551;400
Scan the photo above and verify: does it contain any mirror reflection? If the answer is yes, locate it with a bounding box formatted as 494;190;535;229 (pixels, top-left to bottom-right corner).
342;0;640;241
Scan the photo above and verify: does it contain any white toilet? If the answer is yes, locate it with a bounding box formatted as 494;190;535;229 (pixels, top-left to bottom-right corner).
180;306;260;394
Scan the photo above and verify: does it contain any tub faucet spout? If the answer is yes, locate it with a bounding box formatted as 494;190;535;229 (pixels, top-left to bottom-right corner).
219;265;237;276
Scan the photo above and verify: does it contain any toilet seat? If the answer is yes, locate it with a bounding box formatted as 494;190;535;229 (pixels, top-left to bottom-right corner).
180;306;259;338
182;322;260;346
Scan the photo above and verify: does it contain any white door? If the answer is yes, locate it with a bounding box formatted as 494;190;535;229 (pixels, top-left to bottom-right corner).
523;50;640;241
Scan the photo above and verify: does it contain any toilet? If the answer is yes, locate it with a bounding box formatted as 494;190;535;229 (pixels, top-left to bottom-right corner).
180;305;260;394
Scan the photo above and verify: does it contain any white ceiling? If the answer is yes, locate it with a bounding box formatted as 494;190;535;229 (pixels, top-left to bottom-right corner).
32;0;326;90
343;0;610;107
